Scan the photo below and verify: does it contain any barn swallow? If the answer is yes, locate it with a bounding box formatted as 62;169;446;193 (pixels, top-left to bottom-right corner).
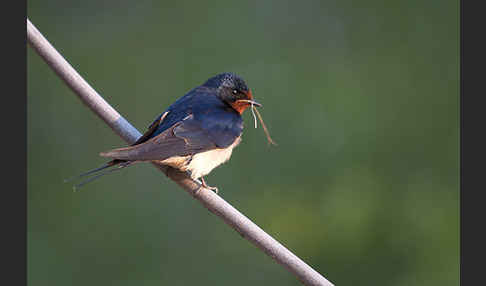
68;72;274;192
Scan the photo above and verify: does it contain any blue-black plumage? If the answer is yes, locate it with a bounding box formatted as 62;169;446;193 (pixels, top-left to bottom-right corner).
70;72;263;192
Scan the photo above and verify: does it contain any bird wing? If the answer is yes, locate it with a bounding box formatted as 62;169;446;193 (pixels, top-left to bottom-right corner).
99;90;244;162
130;111;170;146
99;116;217;161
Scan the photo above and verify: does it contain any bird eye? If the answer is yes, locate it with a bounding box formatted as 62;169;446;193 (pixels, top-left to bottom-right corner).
232;89;238;95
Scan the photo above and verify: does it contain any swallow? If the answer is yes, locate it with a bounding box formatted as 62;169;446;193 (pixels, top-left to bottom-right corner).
68;72;275;192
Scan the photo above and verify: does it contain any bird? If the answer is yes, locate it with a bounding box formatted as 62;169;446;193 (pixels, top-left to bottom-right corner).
68;72;274;193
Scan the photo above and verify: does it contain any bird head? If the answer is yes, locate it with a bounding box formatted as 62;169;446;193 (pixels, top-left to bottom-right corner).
203;72;261;114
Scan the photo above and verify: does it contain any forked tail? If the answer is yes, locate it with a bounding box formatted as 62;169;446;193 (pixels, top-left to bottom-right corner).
64;159;133;191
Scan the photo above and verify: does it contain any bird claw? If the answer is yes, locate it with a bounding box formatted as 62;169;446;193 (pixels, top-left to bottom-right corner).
205;185;219;194
195;184;219;195
200;177;219;194
189;174;219;194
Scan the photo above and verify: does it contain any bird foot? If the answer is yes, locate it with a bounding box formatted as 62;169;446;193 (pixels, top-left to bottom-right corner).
204;185;219;194
200;177;219;194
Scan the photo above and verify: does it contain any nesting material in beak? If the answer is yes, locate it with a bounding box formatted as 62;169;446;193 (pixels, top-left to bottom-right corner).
237;99;277;146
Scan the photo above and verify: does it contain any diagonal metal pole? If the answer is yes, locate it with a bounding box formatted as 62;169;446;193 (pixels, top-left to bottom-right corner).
27;18;334;286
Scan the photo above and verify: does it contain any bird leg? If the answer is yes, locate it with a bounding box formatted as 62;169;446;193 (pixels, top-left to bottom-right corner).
200;177;219;194
186;171;219;194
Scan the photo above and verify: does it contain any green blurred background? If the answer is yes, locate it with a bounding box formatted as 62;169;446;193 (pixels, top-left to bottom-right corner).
27;1;459;285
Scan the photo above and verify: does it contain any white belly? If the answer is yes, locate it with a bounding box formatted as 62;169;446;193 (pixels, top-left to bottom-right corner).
184;137;241;179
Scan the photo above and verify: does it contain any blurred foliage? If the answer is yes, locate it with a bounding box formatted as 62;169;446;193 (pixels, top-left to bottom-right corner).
27;0;458;285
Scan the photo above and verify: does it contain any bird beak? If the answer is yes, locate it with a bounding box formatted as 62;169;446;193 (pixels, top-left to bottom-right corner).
236;99;262;107
236;90;262;107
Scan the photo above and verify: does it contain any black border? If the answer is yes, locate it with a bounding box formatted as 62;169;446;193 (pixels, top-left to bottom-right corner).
461;0;485;285
3;0;27;285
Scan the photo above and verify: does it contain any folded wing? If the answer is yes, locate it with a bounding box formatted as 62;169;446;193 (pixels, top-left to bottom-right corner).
100;118;216;161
